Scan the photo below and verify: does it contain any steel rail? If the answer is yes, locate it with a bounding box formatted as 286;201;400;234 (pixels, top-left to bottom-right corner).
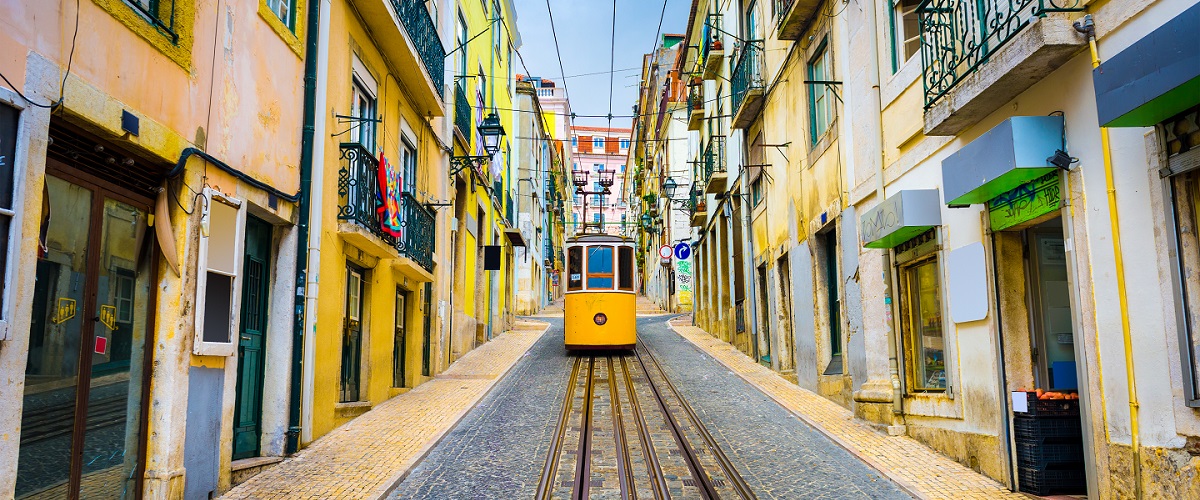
573;357;597;500
640;347;757;500
620;356;670;500
635;348;720;499
606;356;636;499
535;357;583;500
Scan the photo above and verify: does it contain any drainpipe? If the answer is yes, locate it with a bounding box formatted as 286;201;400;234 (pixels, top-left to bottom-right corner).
863;0;904;429
289;0;331;452
1076;15;1142;498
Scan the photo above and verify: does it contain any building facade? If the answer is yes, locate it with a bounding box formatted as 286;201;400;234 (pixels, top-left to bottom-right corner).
635;0;1200;497
570;126;631;236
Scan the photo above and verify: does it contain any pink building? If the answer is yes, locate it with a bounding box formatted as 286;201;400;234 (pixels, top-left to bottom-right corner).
570;126;631;235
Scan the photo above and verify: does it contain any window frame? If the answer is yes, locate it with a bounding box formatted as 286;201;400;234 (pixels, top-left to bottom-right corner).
341;265;366;402
567;246;583;291
351;56;379;153
193;188;248;356
1166;145;1200;407
586;245;615;290
807;40;834;145
265;0;295;31
895;232;948;393
593;137;605;150
889;0;922;73
0;99;23;341
618;246;635;291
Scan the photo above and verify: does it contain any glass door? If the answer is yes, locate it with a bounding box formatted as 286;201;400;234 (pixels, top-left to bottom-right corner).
18;174;154;499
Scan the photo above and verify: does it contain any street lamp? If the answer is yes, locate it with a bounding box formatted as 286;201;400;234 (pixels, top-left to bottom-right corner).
478;112;506;157
662;177;679;199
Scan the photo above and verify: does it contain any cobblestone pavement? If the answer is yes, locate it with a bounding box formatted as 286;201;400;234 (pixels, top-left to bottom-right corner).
222;321;549;499
393;315;911;499
668;318;1027;500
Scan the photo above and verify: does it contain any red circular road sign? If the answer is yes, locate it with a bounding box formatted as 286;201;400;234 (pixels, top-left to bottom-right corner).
658;245;673;259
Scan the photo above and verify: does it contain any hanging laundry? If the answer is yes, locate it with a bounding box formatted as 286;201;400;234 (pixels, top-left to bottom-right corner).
376;152;404;238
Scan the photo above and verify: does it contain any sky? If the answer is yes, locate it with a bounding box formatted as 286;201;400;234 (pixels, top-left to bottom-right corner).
510;0;692;129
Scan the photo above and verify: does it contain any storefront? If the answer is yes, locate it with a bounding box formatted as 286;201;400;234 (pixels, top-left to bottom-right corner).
16;121;165;499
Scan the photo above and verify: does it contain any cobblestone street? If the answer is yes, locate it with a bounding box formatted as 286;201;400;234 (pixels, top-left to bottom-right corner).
392;316;909;499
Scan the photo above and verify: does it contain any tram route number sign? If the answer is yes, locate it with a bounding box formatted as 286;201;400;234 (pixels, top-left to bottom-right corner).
674;243;691;260
658;245;673;259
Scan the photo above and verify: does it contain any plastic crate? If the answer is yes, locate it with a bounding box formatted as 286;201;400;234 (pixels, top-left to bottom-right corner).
1014;392;1080;417
1014;416;1083;442
1018;464;1087;496
1016;440;1085;469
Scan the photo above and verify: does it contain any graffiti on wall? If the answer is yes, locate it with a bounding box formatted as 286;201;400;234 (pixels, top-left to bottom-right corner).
675;260;693;306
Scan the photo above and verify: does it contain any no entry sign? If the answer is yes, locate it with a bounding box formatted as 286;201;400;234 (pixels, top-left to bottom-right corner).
658;245;673;259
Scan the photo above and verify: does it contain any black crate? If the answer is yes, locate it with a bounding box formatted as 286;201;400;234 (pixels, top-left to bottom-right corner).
1016;440;1085;469
1014;416;1083;442
1014;392;1080;417
1018;464;1087;496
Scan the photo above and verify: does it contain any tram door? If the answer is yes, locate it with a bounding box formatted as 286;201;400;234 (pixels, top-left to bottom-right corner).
18;173;155;499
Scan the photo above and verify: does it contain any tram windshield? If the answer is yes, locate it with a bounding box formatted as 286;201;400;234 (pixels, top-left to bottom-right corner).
618;246;634;291
568;247;583;291
587;246;614;289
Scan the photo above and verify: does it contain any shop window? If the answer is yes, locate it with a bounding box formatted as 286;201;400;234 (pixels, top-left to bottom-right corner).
896;230;947;392
890;0;921;71
618;246;634;290
587;245;615;290
1166;106;1200;406
567;246;583;291
194;189;247;356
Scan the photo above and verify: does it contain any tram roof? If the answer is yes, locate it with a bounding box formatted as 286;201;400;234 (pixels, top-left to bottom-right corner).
565;233;634;245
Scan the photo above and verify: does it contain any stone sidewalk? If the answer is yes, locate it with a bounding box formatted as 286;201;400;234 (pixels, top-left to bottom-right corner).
668;319;1027;500
222;321;550;499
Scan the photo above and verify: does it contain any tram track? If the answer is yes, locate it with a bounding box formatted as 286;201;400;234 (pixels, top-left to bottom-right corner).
536;348;755;499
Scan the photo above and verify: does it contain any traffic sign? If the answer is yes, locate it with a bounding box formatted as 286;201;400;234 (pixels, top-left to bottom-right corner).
674;243;691;260
658;245;673;259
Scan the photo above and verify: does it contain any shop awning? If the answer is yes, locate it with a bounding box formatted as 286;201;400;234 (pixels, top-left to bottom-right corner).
860;189;942;249
942;116;1062;207
1093;3;1200;128
504;228;527;247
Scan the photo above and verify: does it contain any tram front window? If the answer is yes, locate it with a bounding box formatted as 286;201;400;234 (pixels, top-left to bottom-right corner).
568;247;583;291
587;246;614;289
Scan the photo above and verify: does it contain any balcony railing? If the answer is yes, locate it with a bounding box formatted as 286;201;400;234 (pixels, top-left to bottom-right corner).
455;82;471;139
919;0;1084;109
703;136;727;180
390;0;446;99
731;41;765;121
338;143;436;272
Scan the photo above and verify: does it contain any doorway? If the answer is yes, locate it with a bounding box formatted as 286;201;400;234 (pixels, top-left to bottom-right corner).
233;216;272;460
17;171;156;499
393;288;408;388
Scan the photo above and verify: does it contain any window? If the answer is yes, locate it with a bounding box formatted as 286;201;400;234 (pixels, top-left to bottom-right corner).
400;138;417;193
194;189;247;356
750;175;764;207
619;138;630;150
0;103;16;339
567;246;583;290
587;246;615;289
896;230;946;392
807;42;834;144
1166;106;1200;406
593;137;605;149
266;0;294;30
492;0;503;54
618;246;634;290
890;0;922;71
572;136;578;148
457;13;468;77
593;213;601;223
342;266;365;402
351;59;378;152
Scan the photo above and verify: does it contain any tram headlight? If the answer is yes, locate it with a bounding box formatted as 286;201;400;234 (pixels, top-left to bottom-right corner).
593;313;608;326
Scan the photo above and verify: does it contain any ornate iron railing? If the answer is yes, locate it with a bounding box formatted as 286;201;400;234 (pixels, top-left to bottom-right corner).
391;0;446;99
775;0;795;19
703;136;727;180
918;0;1084;108
337;143;436;272
454;82;471;138
688;84;704;115
731;41;764;116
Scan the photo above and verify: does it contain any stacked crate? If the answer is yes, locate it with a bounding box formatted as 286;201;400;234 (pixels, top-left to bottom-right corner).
1014;393;1086;495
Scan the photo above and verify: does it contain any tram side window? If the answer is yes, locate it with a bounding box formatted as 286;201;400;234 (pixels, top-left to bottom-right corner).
587;246;614;290
618;246;634;291
568;247;583;291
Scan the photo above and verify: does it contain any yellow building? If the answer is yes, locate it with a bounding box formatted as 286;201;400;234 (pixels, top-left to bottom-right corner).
0;0;305;497
303;0;449;444
447;0;522;360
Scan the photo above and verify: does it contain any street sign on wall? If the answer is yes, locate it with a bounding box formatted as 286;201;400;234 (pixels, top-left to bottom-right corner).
674;243;691;260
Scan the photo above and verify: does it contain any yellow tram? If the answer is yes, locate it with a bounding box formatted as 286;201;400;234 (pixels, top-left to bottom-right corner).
563;234;637;350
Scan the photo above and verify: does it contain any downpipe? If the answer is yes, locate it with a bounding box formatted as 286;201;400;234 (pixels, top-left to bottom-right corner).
1076;14;1142;499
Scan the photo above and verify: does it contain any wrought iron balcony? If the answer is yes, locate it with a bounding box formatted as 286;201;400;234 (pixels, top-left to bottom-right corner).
701;14;725;80
731;41;765;129
689;188;707;227
919;0;1085;110
390;0;445;99
454;82;471;142
338;143;437;272
688;84;704;131
702;136;727;195
774;0;822;41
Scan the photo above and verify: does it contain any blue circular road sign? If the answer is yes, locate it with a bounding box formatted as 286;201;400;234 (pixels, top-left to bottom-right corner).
674;243;691;260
